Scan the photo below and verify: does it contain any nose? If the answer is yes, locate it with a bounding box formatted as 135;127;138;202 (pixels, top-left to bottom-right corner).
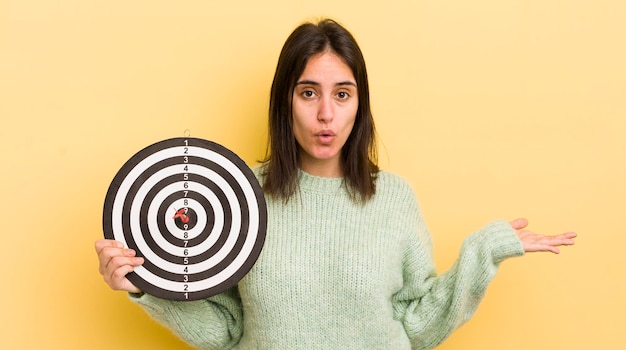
317;96;334;124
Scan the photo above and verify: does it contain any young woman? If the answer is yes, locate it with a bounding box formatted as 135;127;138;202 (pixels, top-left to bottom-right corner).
95;18;576;349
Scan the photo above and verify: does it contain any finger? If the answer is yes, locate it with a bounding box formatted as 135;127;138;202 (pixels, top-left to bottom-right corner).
521;232;576;253
528;242;561;254
545;232;577;246
98;246;138;275
509;218;529;231
547;246;560;254
558;236;576;246
97;244;120;275
562;232;577;241
107;263;141;292
95;239;124;255
103;255;144;286
105;263;133;289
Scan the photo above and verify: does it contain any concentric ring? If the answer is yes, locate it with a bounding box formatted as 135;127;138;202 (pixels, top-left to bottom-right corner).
103;137;267;301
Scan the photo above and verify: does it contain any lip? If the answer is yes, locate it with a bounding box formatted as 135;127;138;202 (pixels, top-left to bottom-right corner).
315;129;336;145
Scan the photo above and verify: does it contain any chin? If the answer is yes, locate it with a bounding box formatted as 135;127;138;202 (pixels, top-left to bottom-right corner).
312;150;341;161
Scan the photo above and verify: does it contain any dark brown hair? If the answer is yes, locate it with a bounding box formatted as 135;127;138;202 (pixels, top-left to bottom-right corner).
261;18;379;202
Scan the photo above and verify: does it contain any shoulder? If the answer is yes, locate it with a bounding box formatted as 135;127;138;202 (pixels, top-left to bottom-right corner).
375;171;415;196
251;164;266;184
370;172;425;240
369;171;420;214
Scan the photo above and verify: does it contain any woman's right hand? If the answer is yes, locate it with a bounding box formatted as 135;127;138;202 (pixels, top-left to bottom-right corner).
95;239;144;294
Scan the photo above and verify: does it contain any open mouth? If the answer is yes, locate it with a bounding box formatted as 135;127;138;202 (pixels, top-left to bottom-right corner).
316;130;336;144
316;129;335;137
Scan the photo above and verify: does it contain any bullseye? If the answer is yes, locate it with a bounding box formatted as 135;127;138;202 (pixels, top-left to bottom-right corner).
102;137;267;301
173;208;192;225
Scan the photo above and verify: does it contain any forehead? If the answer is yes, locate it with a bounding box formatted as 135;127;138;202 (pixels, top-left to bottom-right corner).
298;51;356;83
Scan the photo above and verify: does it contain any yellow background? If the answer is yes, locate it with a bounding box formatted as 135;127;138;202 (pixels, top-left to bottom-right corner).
1;1;624;349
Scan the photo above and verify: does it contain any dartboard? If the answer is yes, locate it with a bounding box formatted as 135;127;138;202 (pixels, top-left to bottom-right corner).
102;137;267;301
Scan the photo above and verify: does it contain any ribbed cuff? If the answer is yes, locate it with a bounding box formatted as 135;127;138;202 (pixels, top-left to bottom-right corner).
466;219;525;264
488;219;525;263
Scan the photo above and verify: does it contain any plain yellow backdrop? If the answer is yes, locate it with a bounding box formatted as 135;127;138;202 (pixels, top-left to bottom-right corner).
1;1;624;349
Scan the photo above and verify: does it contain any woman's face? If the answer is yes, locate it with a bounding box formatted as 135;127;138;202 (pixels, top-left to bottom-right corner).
292;51;358;177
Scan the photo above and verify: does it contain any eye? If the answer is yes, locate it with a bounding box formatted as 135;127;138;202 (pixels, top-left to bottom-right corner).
336;91;350;100
301;90;316;99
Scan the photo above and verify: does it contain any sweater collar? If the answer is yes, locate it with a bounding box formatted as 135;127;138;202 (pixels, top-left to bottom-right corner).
298;169;345;194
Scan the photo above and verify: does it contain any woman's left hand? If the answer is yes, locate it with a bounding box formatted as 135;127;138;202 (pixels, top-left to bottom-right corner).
510;218;577;254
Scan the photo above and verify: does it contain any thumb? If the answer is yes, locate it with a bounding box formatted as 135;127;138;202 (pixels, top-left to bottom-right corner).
510;218;529;231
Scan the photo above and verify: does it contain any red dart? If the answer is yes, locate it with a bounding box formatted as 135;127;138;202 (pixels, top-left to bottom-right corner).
173;208;190;223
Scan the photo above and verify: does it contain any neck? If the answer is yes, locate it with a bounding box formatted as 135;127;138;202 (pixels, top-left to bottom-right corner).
299;155;343;178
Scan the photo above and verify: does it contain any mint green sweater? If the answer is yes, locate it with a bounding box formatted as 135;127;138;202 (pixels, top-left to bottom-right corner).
131;170;524;349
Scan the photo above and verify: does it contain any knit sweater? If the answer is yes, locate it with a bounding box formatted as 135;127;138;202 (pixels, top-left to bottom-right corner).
131;170;525;349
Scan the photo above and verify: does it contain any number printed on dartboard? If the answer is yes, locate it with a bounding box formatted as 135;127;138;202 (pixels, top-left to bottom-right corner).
174;139;206;299
102;136;267;301
181;139;190;299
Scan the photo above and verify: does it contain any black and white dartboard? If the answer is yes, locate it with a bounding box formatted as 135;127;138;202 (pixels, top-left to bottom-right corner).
103;137;267;301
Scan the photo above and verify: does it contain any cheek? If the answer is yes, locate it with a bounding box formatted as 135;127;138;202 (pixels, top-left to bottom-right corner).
291;100;314;137
291;112;308;146
343;107;358;134
292;123;304;147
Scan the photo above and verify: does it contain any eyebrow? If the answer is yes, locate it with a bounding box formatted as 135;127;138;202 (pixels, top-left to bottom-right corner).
295;80;357;87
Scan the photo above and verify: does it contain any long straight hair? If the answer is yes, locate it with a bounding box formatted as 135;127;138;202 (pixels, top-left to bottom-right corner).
261;18;379;202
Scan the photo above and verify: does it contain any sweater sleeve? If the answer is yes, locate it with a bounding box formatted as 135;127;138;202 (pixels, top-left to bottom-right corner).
392;188;524;350
129;287;243;350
